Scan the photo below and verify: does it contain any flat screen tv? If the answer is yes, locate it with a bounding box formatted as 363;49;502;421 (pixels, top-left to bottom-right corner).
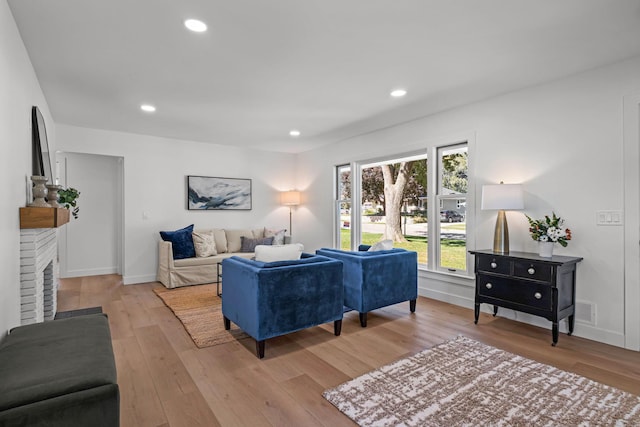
32;105;53;184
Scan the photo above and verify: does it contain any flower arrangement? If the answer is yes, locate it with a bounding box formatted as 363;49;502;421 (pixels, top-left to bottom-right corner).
525;212;572;247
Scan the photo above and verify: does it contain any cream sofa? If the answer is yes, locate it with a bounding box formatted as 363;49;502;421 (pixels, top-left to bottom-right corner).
157;227;278;289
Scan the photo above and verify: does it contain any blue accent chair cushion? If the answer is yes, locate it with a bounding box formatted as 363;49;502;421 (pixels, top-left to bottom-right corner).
221;253;344;358
316;246;418;326
159;224;195;259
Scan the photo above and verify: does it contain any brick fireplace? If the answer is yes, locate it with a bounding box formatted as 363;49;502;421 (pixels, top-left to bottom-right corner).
19;228;59;324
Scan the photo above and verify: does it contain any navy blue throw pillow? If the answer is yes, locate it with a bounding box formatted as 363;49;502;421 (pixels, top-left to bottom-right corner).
159;224;196;259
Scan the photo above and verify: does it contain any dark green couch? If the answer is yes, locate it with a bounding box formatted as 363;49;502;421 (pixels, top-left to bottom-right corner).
0;313;119;427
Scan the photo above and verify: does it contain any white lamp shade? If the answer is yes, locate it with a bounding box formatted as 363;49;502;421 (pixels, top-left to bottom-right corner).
281;190;301;206
481;184;524;210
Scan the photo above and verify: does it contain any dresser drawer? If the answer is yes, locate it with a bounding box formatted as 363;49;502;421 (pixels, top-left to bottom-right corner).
513;261;552;282
477;255;510;275
477;274;552;310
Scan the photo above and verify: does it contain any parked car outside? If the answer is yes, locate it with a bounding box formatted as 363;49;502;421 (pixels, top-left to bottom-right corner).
440;210;464;222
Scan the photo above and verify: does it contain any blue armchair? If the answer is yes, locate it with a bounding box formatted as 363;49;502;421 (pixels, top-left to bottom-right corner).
221;253;344;358
316;246;418;327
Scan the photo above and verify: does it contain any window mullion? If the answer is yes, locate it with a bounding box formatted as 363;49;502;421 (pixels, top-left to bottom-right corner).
351;162;362;250
428;146;438;268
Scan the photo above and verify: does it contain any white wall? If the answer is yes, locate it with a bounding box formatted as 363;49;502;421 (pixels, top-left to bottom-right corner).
296;55;640;347
57;152;122;277
55;125;296;284
0;1;55;337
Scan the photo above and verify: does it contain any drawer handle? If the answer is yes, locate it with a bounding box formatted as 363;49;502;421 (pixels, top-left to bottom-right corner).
490;262;497;269
528;267;535;275
534;292;542;299
485;283;493;289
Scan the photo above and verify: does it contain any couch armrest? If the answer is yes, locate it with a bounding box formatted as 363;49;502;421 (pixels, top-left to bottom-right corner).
158;241;175;269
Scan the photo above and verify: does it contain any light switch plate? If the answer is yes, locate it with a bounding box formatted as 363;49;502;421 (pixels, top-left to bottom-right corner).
596;210;623;226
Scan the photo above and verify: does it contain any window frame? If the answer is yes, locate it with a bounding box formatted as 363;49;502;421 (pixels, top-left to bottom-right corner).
334;164;353;250
334;134;474;278
433;142;468;274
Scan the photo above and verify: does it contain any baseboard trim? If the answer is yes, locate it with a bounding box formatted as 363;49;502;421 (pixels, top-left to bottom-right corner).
418;286;474;309
123;274;158;285
61;267;118;278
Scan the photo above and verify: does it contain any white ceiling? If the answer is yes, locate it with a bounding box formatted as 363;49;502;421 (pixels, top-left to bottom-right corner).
9;0;640;153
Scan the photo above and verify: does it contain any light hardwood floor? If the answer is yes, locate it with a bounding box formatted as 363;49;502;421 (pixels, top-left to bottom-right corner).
57;274;640;427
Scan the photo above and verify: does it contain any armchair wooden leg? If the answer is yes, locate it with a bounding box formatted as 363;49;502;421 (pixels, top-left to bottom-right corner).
256;340;265;359
359;312;367;327
223;316;230;330
334;319;342;336
410;299;416;313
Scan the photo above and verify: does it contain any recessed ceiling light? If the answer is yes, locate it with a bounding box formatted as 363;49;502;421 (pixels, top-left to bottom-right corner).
289;130;301;137
184;19;207;33
140;104;156;113
390;89;407;98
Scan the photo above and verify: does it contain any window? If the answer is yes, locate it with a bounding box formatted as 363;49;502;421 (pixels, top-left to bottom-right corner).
334;141;469;275
436;144;468;272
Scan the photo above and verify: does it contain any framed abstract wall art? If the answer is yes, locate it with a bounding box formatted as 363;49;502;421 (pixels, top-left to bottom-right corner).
187;176;252;210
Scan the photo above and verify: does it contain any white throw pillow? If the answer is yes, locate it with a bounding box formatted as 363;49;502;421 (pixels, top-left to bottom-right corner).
255;243;304;262
192;231;217;257
213;229;227;253
368;239;393;251
264;228;286;245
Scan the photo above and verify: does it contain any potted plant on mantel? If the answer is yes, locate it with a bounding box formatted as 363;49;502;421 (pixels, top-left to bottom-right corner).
58;187;81;219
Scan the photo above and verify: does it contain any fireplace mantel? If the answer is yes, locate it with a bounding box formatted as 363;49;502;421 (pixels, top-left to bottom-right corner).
19;207;69;229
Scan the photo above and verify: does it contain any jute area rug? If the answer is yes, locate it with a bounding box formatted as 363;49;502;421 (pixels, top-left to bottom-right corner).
153;284;250;348
323;336;640;426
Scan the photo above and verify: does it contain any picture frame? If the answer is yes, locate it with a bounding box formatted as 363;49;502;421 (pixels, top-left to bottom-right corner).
187;176;252;210
32;106;53;184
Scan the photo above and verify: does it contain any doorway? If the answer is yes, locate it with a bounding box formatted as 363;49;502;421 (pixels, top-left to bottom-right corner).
56;152;124;278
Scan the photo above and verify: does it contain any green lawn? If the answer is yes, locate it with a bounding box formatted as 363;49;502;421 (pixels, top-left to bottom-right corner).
340;229;466;271
442;223;466;231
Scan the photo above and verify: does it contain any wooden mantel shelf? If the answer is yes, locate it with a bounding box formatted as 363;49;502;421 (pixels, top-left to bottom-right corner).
19;207;70;229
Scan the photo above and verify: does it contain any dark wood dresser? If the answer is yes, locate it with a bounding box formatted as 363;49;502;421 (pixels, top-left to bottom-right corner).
469;249;583;346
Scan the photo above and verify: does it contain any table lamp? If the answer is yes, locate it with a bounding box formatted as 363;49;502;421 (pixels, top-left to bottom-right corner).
481;182;524;254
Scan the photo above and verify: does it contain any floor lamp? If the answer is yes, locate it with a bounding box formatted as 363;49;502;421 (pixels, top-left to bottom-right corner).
281;190;301;239
481;182;524;254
